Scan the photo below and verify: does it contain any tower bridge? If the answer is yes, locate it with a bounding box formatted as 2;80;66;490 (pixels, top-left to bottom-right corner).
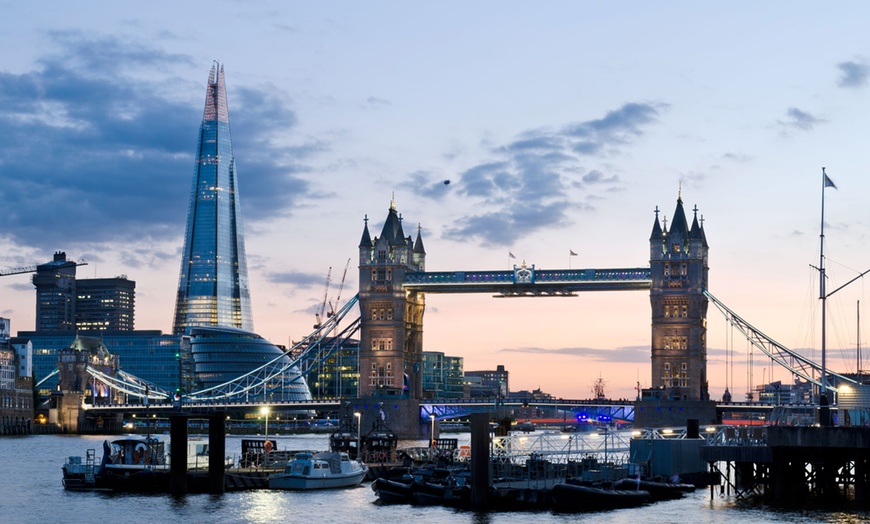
60;190;834;435
357;193;709;406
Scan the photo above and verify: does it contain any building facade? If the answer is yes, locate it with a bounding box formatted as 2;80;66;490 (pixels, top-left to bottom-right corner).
465;364;509;398
186;326;312;402
0;319;34;434
294;337;360;400
357;200;426;398
173;63;253;335
422;351;464;399
648;193;709;401
75;277;135;331
32;252;134;332
22;330;182;401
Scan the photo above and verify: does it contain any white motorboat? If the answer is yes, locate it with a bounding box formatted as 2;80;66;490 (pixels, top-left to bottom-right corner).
267;451;368;490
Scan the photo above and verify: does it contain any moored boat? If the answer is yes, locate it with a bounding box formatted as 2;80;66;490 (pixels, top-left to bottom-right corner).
267;451;368;490
612;477;695;501
550;482;651;512
62;436;232;492
63;437;169;491
371;476;415;504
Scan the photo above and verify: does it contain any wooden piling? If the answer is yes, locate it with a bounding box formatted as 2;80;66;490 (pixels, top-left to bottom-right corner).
470;412;490;510
208;413;226;494
170;414;188;495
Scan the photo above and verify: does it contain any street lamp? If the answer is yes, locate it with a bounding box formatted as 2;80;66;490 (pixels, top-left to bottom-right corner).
354;412;361;461
260;406;270;447
430;413;436;449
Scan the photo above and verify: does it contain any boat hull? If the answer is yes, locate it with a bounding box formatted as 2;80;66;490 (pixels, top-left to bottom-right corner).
551;483;651;512
267;469;367;490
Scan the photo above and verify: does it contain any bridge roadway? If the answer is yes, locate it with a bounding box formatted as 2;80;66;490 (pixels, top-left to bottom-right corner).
403;267;651;295
83;397;783;426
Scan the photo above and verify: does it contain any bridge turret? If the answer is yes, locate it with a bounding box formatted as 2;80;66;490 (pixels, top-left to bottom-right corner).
358;198;426;399
649;206;665;260
649;192;709;402
412;224;426;271
359;215;373;266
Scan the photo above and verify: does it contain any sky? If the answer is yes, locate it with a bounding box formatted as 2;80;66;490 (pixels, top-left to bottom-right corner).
1;2;869;400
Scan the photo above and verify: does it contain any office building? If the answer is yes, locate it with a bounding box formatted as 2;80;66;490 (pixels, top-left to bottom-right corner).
173;62;253;335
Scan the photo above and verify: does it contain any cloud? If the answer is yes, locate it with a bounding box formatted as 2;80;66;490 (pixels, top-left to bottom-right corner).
562;102;665;155
432;102;662;246
837;60;870;88
0;32;318;253
267;270;327;287
778;107;825;132
398;171;452;200
501;344;651;364
721;152;752;163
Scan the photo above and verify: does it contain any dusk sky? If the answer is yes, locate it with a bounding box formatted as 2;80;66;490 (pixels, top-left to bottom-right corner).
1;2;869;399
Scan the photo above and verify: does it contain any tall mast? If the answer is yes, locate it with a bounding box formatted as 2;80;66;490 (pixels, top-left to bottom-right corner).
820;167;828;402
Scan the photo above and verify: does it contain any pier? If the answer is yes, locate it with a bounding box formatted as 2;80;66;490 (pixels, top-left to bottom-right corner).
702;425;870;504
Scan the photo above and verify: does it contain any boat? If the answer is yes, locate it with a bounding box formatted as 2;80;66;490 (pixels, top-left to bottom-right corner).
62;436;231;492
267;451;368;490
611;477;695;501
371;476;416;504
550;482;651;512
63;436;167;491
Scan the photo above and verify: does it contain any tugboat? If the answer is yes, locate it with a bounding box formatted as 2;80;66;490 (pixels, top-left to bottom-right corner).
330;402;399;479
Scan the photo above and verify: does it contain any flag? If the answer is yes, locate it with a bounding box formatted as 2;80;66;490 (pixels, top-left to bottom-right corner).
824;173;837;189
508;252;516;259
569;250;578;256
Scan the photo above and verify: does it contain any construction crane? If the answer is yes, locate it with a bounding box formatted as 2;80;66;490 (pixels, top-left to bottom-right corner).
313;266;332;329
0;259;88;277
327;258;352;318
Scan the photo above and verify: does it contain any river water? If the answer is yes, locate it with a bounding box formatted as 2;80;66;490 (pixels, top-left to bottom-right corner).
5;432;870;524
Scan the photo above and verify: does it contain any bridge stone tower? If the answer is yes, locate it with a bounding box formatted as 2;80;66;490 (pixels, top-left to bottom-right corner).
357;199;426;399
649;193;709;402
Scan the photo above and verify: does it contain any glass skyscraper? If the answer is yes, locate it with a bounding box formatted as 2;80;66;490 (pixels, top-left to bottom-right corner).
173;63;253;335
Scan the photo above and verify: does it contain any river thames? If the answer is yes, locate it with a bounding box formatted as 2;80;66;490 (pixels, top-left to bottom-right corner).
5;432;870;524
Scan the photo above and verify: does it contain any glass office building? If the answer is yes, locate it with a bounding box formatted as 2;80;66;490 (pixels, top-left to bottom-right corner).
188;326;312;402
22;330;182;399
173;63;253;335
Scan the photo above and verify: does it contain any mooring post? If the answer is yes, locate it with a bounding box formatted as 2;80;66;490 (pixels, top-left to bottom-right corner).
470;412;490;510
170;414;188;495
208;413;227;494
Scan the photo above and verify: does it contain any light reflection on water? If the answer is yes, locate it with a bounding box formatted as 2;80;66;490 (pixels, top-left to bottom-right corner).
4;433;870;524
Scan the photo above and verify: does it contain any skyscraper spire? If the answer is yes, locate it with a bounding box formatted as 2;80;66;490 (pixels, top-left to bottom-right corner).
173;64;253;335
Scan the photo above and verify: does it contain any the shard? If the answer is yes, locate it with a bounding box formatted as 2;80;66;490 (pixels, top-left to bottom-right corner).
173;63;253;335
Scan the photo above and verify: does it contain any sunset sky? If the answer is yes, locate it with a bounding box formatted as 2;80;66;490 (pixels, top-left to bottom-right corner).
1;2;869;399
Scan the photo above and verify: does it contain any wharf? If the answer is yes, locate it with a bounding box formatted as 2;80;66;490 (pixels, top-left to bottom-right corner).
700;426;870;504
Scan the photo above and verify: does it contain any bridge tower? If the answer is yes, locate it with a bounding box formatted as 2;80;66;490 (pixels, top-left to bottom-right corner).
357;198;426;399
649;192;709;401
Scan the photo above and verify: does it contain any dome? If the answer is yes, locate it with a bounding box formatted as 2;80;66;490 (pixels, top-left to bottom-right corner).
187;326;312;402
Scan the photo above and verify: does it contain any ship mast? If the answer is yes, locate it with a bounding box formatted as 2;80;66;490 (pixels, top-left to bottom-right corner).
819;167;830;412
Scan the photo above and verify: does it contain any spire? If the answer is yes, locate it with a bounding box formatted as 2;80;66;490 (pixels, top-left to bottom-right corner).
689;204;702;239
413;223;426;254
380;200;406;245
669;192;689;237
649;205;663;241
202;61;230;124
359;214;372;248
